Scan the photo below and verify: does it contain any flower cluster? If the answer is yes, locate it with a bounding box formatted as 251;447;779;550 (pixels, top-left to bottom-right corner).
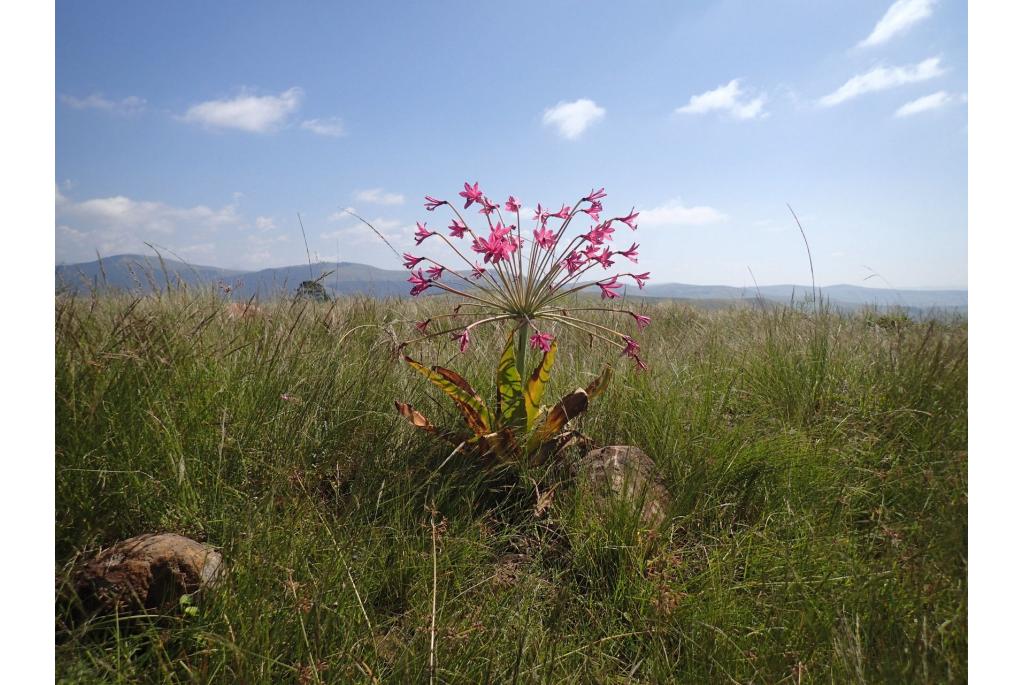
377;182;652;370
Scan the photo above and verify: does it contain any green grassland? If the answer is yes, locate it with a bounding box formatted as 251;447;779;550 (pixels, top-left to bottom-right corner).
55;291;967;683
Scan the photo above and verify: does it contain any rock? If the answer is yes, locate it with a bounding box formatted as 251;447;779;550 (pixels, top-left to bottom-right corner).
74;533;223;614
574;446;670;529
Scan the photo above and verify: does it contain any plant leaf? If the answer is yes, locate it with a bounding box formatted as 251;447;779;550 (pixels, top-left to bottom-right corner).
404;356;491;434
584;364;613;401
479;428;519;462
394;401;464;445
495;327;523;426
394;401;436;431
528;388;588;450
525;340;557;428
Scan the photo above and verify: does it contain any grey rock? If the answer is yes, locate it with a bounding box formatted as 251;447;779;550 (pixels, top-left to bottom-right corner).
574;446;670;528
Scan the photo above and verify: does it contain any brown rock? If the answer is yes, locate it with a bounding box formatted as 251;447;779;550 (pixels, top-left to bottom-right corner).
75;533;223;613
574;446;671;529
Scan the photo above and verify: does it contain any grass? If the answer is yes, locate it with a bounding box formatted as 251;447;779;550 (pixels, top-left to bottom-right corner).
55;288;966;683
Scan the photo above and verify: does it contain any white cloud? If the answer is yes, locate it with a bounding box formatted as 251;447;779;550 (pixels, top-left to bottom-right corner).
542;99;606;139
60;93;147;115
894;90;962;117
321;217;407;245
182;87;303;133
176;243;216;257
818;57;944;107
675;79;766;120
353;188;405;206
300;117;345;137
254;216;276;231
56;191;244;261
859;0;936;48
640;199;728;227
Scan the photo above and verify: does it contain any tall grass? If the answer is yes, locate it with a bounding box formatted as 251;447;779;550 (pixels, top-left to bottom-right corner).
55;288;966;683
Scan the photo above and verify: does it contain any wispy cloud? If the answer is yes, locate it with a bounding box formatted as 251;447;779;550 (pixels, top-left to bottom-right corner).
254;216;277;231
818;57;944;107
56;189;243;260
640;199;728;227
60;93;146;115
542;99;606;139
859;0;937;48
353;188;405;206
322;215;405;245
182;87;303;133
300;117;345;137
675;79;766;120
894;90;963;117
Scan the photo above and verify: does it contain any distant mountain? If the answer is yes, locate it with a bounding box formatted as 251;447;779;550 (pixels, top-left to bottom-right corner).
55;254;413;299
640;282;967;309
55;254;244;293
55;255;967;312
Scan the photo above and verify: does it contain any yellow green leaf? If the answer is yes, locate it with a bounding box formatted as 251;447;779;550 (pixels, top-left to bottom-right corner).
495;327;523;425
585;364;613;401
404;356;491;434
525;340;557;428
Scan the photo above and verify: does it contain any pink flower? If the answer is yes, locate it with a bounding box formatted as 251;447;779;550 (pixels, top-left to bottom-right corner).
583;244;601;260
621;335;640;358
594;247;615;269
453;328;470;352
584;200;603;222
403;253;425;269
472;223;518;263
471;263;486;279
628;272;650;289
584;221;615;245
618;242;640;263
490;221;513;239
448;219;469;239
415;319;431;332
550;205;571;220
598;277;623;300
563;251;586;274
478;196;499;215
505;196;522;212
586;187;607;202
459;181;483;209
633;356;649;372
424;195;446;211
533;204;548;223
407;269;432;296
426;264;444;280
616;207;639;230
529;331;555;352
533;225;557;249
631;313;652;330
414;222;433;245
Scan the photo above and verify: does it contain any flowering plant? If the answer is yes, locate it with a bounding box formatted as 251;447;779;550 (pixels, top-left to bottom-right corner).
353;182;652;463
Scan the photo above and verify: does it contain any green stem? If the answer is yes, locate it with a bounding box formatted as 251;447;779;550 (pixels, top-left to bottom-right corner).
516;318;530;381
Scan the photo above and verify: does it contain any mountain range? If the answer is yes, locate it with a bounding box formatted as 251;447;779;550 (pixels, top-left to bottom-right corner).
55;254;968;313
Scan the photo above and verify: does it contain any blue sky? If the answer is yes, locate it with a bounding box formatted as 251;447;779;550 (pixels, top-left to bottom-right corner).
55;0;967;288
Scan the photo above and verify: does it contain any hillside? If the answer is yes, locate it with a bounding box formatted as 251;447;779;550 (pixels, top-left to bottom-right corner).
56;254;968;312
